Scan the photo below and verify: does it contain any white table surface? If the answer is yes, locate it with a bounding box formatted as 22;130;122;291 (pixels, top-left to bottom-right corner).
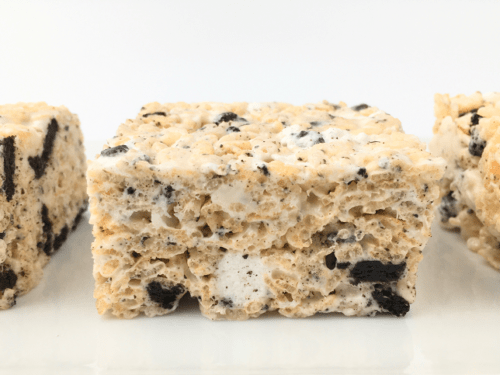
1;142;499;375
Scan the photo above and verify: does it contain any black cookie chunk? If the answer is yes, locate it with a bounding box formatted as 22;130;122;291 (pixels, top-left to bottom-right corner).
29;118;59;179
351;104;369;111
357;168;368;178
72;203;88;231
0;268;17;292
325;251;337;270
372;285;410;317
471;113;483;126
439;191;458;223
337;262;350;270
53;226;69;252
214;112;238;125
258;165;270;176
220;298;234;308
143;111;167;118
146;281;185;310
350;260;406;283
1;136;16;202
101;145;129;157
226;126;241;133
39;204;54;256
469;127;486;157
163;185;175;204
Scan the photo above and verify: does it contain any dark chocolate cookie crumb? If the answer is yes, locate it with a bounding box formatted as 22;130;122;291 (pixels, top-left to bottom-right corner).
146;281;185;310
0;232;5;240
226;126;241;133
214;112;239;125
143;112;167;118
71;204;88;231
131;251;141;258
101;145;129;157
126;187;136;195
372;284;410;317
471;113;483;126
352;104;369;111
53;225;69;252
242;254;249;259
439;191;458;223
1;136;16;201
469;127;486;157
337;262;350;270
325;251;337;270
220;298;234;308
0;268;17;292
350;260;406;283
163;185;175;204
357;168;368;178
29;118;59;179
258;165;270;176
40;204;54;256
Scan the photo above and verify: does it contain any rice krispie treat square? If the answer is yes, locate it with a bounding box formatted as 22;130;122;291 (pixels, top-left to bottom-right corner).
88;101;444;320
430;92;500;269
0;103;87;309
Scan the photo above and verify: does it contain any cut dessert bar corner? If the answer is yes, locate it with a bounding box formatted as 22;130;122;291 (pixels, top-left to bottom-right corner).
88;100;445;320
430;92;500;269
0;103;88;310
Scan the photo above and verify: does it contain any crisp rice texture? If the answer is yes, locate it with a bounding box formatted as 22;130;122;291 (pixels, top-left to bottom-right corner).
88;101;444;320
430;92;500;270
0;103;87;310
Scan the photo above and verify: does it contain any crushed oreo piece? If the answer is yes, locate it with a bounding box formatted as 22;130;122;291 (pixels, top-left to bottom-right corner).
29;118;59;179
220;298;234;308
0;267;17;292
146;281;185;310
126;187;136;195
357;168;368;178
143;112;167;118
325;251;337;270
337;262;350;270
40;204;54;256
0;232;5;240
372;284;409;317
100;145;129;157
298;131;309;138
352;104;369;111
72;204;88;231
258;165;270;177
214;112;238;125
53;226;69;252
226;126;241;133
350;260;406;283
469;127;486;157
163;185;175;204
471;113;483;126
131;251;141;258
1;136;16;201
242;254;249;259
439;191;458;222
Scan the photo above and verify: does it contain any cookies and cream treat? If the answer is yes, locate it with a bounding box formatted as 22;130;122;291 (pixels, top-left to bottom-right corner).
88;101;444;320
430;92;500;269
0;103;87;310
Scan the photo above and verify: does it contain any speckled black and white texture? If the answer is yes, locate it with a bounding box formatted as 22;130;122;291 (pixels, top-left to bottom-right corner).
0;103;87;310
88;100;444;320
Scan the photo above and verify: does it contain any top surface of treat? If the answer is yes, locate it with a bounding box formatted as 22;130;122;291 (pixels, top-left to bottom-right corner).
0;102;71;127
92;101;443;181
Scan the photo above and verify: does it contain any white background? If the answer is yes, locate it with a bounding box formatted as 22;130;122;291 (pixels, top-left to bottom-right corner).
1;0;499;141
1;1;500;374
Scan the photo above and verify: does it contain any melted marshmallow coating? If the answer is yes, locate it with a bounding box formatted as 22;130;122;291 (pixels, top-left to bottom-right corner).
0;103;88;310
88;101;445;320
430;92;500;269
